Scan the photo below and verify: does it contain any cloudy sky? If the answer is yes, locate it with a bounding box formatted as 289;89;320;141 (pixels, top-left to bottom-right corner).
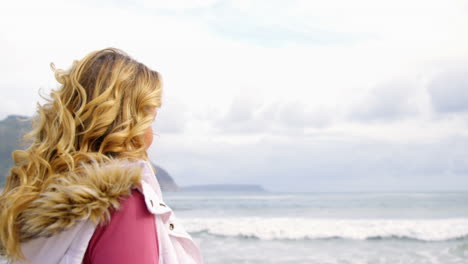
1;0;468;191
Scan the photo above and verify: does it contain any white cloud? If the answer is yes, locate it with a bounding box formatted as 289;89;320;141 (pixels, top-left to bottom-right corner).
153;98;189;133
349;78;424;122
428;67;468;113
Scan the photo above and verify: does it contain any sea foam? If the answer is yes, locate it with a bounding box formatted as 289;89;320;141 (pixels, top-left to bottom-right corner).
181;217;468;241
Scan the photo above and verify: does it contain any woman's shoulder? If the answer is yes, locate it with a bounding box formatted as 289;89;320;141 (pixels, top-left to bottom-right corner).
83;189;159;264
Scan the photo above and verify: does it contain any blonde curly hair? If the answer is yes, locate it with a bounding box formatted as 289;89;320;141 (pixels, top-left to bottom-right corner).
0;48;162;260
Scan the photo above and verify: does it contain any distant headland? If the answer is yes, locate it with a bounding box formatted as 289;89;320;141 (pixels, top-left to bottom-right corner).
181;184;266;192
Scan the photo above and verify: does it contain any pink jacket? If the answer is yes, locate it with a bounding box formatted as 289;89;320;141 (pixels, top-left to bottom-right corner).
83;189;160;263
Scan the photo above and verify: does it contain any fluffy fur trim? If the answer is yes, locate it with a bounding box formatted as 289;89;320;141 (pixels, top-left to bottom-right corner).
16;160;143;242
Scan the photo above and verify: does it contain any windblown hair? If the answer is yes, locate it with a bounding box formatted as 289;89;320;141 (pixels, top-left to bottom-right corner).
0;48;162;261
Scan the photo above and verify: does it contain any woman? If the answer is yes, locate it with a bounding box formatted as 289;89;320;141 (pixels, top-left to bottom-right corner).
0;48;202;263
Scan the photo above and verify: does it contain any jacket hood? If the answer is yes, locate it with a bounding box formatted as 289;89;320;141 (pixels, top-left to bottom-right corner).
16;159;144;243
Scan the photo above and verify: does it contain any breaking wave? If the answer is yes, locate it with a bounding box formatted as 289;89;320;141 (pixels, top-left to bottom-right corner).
181;217;468;242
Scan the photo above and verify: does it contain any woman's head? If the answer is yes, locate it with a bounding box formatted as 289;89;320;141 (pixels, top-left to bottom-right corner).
0;48;162;260
51;48;162;159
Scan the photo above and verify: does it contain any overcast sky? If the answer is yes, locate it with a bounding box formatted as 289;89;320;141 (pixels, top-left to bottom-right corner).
1;0;468;191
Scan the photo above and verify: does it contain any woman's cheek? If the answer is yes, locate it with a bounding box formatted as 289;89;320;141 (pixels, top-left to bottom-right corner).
143;126;153;149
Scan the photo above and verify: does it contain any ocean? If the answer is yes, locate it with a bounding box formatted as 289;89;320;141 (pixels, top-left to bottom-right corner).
1;191;466;263
165;191;468;264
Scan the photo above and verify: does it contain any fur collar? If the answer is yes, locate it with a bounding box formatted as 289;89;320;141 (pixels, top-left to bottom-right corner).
17;159;144;242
